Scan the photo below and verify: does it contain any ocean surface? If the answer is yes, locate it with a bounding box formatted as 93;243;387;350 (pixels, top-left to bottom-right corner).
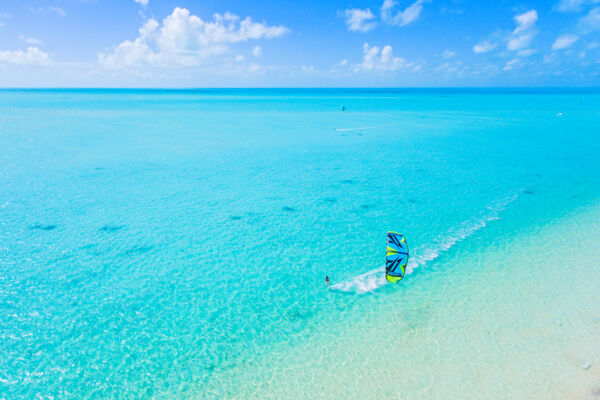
0;89;599;399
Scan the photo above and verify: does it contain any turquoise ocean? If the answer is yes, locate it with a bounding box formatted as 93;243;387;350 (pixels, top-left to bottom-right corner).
1;89;599;399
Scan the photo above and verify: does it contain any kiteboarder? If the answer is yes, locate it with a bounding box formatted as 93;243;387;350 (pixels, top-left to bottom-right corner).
325;276;330;286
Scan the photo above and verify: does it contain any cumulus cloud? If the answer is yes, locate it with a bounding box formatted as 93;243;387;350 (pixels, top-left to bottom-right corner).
507;10;537;51
503;58;520;71
134;0;149;6
507;35;533;51
513;10;538;34
0;47;52;65
29;6;66;17
552;34;579;49
557;0;585;12
442;49;456;59
251;45;262;57
517;49;537;57
381;0;426;27
0;13;9;26
577;7;600;33
19;35;43;45
344;8;377;32
557;0;600;12
435;60;464;73
473;40;496;53
356;42;417;71
99;7;289;68
49;6;66;16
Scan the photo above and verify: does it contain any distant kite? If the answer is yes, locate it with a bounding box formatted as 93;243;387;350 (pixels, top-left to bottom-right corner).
385;232;408;283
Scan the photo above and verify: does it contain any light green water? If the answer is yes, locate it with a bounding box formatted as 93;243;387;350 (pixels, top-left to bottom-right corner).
207;199;600;399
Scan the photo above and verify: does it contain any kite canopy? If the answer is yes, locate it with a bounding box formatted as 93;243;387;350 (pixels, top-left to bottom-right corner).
386;232;409;283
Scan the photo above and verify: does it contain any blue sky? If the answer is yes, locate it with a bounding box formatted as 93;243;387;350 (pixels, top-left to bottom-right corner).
0;0;599;87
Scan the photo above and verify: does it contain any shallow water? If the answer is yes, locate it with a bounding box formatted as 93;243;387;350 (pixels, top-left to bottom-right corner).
0;89;599;399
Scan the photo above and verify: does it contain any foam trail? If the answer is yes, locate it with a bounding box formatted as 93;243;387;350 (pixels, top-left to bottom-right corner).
330;194;518;294
334;124;398;132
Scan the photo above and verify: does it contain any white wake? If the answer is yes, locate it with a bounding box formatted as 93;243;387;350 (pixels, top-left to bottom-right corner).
334;124;398;132
330;194;518;294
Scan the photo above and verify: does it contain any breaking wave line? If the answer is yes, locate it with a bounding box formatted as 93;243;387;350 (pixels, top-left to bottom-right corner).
330;194;518;294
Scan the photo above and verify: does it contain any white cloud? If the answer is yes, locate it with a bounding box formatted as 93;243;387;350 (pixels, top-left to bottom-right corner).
517;48;537;56
557;0;600;12
99;7;289;69
577;7;600;33
234;54;245;62
507;34;534;50
552;34;579;50
473;40;496;53
344;8;377;32
356;42;416;71
19;35;43;45
381;0;425;27
442;49;456;59
435;62;451;71
48;6;66;17
248;63;262;73
557;0;586;12
251;45;262;57
507;10;537;51
0;47;52;65
340;59;348;66
134;0;149;6
503;58;520;71
513;10;538;34
29;6;66;17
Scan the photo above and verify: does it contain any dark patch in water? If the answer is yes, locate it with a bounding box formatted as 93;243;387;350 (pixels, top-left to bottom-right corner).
323;197;337;203
230;216;242;221
534;173;542;178
282;206;296;212
523;189;535;195
94;167;105;171
99;225;124;233
360;204;375;209
123;245;154;256
287;309;311;321
571;194;579;199
31;224;57;231
340;179;355;184
407;198;418;204
80;243;97;250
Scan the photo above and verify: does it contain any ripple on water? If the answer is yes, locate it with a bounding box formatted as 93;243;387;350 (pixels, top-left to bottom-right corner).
30;224;57;231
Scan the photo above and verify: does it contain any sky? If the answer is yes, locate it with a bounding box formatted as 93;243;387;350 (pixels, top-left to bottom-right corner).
0;0;599;87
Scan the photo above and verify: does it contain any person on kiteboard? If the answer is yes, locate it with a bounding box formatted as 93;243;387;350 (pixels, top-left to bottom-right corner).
325;276;330;286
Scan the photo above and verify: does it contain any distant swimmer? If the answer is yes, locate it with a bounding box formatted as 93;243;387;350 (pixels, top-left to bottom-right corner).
325;276;330;286
341;106;345;111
